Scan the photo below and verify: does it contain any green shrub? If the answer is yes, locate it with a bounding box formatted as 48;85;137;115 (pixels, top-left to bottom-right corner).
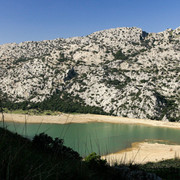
113;49;128;60
84;152;107;170
13;57;29;64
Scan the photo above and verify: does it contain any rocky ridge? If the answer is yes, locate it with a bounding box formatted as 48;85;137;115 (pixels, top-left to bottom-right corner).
0;27;179;121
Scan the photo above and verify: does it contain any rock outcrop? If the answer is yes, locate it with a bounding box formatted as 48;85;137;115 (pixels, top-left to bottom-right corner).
0;27;179;121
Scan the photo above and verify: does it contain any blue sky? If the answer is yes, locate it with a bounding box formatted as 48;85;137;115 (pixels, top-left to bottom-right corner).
0;0;179;44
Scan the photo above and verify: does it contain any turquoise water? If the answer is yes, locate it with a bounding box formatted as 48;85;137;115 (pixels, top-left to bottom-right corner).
1;121;180;157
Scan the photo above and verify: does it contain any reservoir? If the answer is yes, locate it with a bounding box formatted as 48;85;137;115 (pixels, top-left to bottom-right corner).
1;122;180;157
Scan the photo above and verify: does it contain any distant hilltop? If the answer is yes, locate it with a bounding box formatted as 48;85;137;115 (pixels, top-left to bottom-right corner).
0;27;180;121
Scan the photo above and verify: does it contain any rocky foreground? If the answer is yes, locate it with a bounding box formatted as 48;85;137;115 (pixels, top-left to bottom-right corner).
0;27;180;121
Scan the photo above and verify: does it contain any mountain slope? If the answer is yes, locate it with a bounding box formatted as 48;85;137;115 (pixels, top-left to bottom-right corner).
0;27;179;121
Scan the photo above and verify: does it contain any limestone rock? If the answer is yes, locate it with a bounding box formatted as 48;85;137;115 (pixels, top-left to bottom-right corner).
0;27;179;121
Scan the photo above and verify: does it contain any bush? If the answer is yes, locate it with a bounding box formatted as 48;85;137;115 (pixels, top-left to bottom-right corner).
113;49;128;60
84;152;107;170
32;133;81;160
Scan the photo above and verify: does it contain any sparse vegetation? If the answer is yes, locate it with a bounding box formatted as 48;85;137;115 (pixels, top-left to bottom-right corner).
113;49;128;60
154;91;179;122
13;57;30;64
2;91;109;115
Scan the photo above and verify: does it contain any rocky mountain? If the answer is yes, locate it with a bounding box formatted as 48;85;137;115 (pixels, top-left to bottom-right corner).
0;27;180;121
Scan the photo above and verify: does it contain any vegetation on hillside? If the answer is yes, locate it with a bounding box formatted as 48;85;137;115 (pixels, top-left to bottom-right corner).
0;127;168;180
0;125;180;179
0;127;88;179
153;92;178;122
113;49;128;60
1;91;109;116
139;159;180;180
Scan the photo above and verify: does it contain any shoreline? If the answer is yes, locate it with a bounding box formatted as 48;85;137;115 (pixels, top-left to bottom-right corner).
2;113;180;164
1;113;180;130
102;141;180;164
